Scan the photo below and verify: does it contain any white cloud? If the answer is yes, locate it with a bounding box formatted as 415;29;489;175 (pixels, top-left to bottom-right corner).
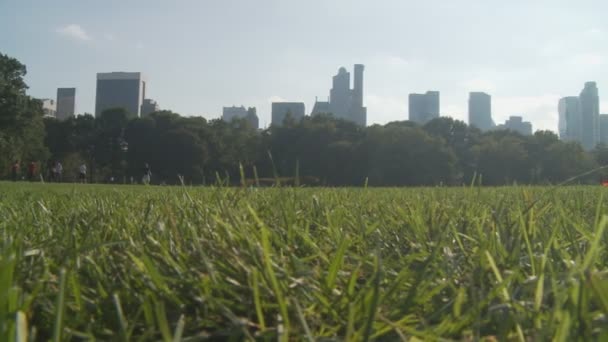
135;41;144;49
56;24;91;41
268;95;288;103
103;33;115;41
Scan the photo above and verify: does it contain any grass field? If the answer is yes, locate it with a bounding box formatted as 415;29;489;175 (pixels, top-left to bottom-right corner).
1;182;608;341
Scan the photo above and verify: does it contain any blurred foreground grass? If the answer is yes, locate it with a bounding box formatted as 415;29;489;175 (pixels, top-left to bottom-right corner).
1;182;608;341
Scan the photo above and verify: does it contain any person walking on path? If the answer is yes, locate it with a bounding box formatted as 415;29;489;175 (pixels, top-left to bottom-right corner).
55;161;63;182
50;162;57;182
46;159;54;182
79;163;87;183
142;163;151;185
27;161;36;181
11;160;20;181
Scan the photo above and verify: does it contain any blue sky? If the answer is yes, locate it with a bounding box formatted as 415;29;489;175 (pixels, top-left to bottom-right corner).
1;0;607;131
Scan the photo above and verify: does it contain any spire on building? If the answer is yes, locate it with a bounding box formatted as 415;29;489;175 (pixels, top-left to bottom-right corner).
311;64;367;126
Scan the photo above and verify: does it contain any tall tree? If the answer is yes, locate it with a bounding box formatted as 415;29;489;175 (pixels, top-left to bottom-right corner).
0;53;48;175
364;124;457;186
424;117;481;183
472;134;530;185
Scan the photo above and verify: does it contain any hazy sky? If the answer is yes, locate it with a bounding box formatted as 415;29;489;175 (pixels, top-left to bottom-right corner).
2;0;608;131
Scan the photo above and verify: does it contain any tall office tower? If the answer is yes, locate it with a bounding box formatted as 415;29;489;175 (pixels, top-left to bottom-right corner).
350;64;367;126
600;114;608;145
311;64;367;126
408;91;440;124
353;64;364;108
95;72;146;118
271;102;305;126
246;107;259;129
40;99;56;118
329;67;350;120
558;96;582;143
468;92;494;131
579;81;600;150
408;94;425;123
56;88;76;120
141;99;160;117
496;116;533;135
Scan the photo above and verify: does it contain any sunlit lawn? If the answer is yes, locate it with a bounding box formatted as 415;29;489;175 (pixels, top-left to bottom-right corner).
1;182;608;340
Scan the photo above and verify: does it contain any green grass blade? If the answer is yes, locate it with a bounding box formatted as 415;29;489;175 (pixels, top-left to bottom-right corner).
326;237;348;290
52;269;67;342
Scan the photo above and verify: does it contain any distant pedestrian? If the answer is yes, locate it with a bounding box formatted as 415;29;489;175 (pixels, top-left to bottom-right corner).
51;163;57;182
142;163;151;184
11;160;19;182
78;163;87;183
27;161;36;181
46;159;54;182
55;161;63;182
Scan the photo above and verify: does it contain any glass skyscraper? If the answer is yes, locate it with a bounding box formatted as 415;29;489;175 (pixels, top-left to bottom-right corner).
579;82;600;150
95;72;146;118
468;92;493;131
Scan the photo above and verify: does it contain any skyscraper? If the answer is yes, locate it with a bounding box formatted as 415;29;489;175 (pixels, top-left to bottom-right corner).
56;88;76;120
579;81;600;150
246;107;259;129
40;99;56;118
141;99;160;117
95;72;146;118
350;64;367;126
222;106;248;121
468;92;493;131
222;105;259;129
311;64;367;126
600;114;608;145
496;116;533;135
329;67;350;119
311;100;330;115
271;102;305;126
558;96;582;143
409;91;439;124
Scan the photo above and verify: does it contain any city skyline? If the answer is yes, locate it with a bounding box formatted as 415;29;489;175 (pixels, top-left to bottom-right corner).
3;0;608;131
32;66;597;134
24;67;600;140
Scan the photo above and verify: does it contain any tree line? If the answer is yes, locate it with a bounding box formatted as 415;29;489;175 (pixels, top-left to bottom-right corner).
2;52;608;186
35;110;608;186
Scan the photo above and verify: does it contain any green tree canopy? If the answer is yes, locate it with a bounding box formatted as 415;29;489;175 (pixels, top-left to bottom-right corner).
0;53;48;175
